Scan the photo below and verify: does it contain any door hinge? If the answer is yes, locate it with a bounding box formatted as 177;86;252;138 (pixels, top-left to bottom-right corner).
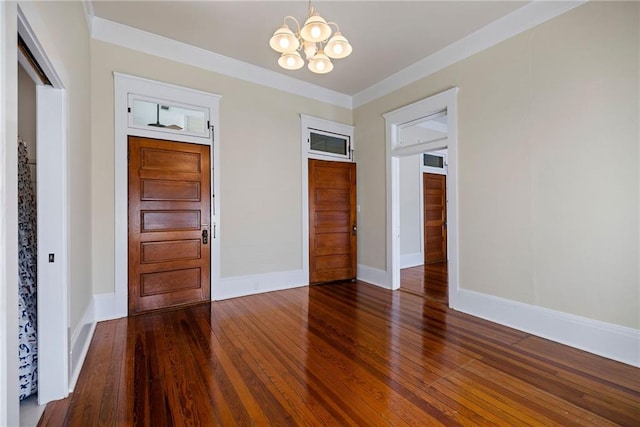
127;107;131;113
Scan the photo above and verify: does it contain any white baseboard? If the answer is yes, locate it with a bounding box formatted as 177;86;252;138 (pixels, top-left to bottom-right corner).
89;270;638;367
400;252;423;269
93;269;309;320
94;292;119;322
357;264;390;289
214;269;308;300
68;298;97;391
452;289;640;367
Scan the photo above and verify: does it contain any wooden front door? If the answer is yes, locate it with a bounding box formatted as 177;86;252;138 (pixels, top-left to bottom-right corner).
128;136;211;314
309;159;357;284
424;173;447;264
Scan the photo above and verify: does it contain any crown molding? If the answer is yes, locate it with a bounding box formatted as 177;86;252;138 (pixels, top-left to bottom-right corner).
91;17;353;109
352;0;586;108
90;1;585;111
81;0;94;35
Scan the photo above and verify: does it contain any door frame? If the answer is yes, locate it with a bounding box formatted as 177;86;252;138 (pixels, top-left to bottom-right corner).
383;87;459;308
300;115;354;284
17;5;70;407
114;74;221;318
1;3;19;422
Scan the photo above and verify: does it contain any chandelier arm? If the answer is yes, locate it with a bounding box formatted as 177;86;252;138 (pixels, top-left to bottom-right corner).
283;16;301;34
327;22;340;33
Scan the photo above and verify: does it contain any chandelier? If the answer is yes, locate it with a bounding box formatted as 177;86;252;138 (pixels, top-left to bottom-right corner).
269;4;352;74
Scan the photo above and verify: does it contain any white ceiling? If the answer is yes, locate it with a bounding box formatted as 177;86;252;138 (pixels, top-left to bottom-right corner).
90;1;529;96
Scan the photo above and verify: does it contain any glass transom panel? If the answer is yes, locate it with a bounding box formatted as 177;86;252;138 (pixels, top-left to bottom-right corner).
129;95;209;138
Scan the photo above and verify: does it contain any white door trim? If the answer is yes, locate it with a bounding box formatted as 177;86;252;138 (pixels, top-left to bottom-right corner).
383;87;460;307
114;73;221;317
17;4;70;406
1;3;19;424
36;85;69;404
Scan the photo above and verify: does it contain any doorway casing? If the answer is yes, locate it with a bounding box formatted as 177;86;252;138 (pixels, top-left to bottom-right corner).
383;87;459;307
300;114;354;284
113;74;221;318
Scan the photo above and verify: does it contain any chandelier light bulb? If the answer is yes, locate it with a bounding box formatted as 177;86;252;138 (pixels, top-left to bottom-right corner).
308;50;333;74
325;31;352;59
269;24;299;53
278;51;304;70
300;10;331;43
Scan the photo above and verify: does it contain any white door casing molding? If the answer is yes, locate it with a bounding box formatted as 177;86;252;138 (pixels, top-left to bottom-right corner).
36;85;69;403
383;87;459;307
300;114;354;284
114;73;221;318
1;2;19;424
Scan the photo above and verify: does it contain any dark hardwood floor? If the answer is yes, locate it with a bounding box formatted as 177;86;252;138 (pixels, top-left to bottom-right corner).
401;262;448;303
39;278;639;426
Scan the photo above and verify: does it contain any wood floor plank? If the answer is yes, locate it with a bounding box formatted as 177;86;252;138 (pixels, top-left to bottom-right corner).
37;397;70;427
39;274;640;426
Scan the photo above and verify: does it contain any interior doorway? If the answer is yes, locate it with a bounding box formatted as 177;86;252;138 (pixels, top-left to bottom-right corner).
17;60;40;420
114;74;221;316
17;6;70;423
383;87;459;308
397;144;449;302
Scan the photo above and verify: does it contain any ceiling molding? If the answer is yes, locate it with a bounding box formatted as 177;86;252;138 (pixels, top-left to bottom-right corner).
81;0;94;35
352;0;586;108
91;17;353;110
90;1;585;111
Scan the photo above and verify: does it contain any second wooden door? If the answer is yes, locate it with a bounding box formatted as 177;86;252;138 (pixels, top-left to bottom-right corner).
128;136;211;314
309;159;357;284
424;173;447;264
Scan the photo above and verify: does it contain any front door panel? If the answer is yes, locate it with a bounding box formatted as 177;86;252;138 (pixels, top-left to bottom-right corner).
423;173;447;264
309;159;357;284
128;136;211;314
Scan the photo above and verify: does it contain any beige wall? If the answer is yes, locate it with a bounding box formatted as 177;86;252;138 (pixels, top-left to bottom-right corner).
90;40;351;295
355;1;639;329
399;154;421;256
20;1;93;332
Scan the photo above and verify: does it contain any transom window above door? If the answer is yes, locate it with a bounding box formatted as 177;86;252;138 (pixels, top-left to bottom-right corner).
128;94;210;139
301;114;354;162
309;128;351;159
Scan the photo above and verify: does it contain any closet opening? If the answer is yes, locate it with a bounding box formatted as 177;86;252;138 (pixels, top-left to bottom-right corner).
17;54;43;425
17;14;70;423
